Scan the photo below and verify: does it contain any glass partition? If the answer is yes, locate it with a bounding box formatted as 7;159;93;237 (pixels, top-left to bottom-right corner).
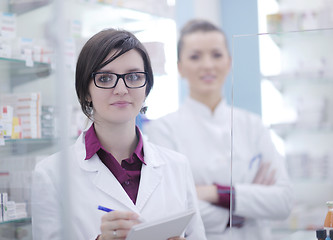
231;28;333;239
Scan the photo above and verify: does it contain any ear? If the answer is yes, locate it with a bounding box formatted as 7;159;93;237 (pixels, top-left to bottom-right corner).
86;92;92;102
177;61;185;78
86;94;92;103
226;55;232;72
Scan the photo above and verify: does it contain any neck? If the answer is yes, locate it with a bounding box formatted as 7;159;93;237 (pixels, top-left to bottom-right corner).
191;92;222;113
93;121;137;163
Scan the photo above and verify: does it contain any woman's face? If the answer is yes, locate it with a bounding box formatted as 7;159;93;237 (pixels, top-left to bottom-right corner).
88;49;146;126
178;31;231;99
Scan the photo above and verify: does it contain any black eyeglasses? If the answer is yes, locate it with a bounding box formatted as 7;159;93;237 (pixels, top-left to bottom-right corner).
91;72;148;89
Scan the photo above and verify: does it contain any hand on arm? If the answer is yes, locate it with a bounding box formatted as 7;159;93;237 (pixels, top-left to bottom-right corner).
98;210;140;240
196;185;219;204
197;184;246;228
252;161;276;185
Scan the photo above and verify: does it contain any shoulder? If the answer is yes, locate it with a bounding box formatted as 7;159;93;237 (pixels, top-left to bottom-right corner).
146;110;180;126
33;151;62;188
233;106;265;127
143;111;183;138
143;139;189;166
231;106;271;142
143;105;195;135
34;144;76;174
144;139;187;160
35;151;60;171
144;141;193;185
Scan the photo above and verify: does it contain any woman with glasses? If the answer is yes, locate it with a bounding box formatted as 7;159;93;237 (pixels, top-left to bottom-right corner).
143;19;293;240
31;28;206;240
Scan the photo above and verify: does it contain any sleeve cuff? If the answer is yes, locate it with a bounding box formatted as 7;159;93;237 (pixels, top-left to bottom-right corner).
214;183;235;211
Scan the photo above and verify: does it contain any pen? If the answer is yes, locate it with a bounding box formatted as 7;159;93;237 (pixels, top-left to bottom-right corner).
98;205;145;222
98;205;113;212
249;153;262;170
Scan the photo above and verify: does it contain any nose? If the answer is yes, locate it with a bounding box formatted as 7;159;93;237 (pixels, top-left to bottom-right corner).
202;56;214;69
113;78;128;95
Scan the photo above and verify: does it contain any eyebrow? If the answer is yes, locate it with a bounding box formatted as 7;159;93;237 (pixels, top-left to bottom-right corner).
98;67;144;73
188;50;202;55
126;67;144;72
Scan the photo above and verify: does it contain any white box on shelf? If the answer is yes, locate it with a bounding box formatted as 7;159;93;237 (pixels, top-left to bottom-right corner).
1;192;8;222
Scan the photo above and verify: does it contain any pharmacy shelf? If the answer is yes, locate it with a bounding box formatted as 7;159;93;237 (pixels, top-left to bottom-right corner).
264;76;333;93
0;57;49;65
0;218;31;226
0;139;55;157
267;28;333;46
0;217;32;239
8;0;172;18
261;1;333;234
263;75;333;85
271;123;333;138
0;138;76;157
0;57;51;90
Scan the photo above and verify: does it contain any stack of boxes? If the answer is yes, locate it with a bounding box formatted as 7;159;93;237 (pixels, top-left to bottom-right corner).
0;92;41;139
6;201;27;221
0;193;27;222
0;106;14;145
41;105;57;139
0;192;8;222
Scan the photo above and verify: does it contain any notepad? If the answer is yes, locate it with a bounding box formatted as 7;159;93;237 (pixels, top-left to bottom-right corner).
125;208;195;240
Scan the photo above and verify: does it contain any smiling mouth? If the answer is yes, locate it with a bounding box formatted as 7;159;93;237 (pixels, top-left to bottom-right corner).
201;75;215;82
112;101;130;107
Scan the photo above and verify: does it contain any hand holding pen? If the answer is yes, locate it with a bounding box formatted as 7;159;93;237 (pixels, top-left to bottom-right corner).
97;206;186;240
98;205;142;240
98;206;146;223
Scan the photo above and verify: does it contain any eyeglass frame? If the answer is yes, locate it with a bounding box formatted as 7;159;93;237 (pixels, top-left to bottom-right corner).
91;71;148;89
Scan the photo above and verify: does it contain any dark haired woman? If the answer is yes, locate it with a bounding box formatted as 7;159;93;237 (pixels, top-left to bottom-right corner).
31;28;206;240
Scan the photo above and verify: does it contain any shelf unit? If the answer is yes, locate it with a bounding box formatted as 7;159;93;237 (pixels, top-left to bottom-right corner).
0;1;176;238
258;0;333;235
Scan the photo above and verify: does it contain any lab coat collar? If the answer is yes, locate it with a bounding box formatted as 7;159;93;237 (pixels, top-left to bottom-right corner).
74;127;164;213
76;126;166;170
183;97;230;121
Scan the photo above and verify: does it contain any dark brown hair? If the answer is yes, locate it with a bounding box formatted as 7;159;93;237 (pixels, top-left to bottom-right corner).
75;28;154;119
177;19;229;61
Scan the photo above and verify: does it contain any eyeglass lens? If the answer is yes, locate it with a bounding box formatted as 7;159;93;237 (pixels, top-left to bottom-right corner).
94;72;147;89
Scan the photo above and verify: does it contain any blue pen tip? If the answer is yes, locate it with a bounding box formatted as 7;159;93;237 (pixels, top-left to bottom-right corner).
98;205;113;212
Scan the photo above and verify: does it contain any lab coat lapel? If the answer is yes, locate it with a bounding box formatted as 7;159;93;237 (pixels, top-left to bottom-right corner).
93;162;136;211
78;152;136;212
135;140;163;211
76;131;163;212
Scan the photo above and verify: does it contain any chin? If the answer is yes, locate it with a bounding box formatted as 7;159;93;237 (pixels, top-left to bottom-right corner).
201;84;220;93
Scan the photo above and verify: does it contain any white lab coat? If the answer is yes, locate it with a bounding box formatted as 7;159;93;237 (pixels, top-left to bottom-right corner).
31;126;206;240
143;97;293;240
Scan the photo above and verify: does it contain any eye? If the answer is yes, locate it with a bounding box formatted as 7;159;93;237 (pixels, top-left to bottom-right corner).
97;74;114;83
189;54;200;60
212;52;223;59
126;73;141;81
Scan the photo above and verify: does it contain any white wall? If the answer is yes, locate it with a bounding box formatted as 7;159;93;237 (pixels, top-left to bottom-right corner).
193;0;221;27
